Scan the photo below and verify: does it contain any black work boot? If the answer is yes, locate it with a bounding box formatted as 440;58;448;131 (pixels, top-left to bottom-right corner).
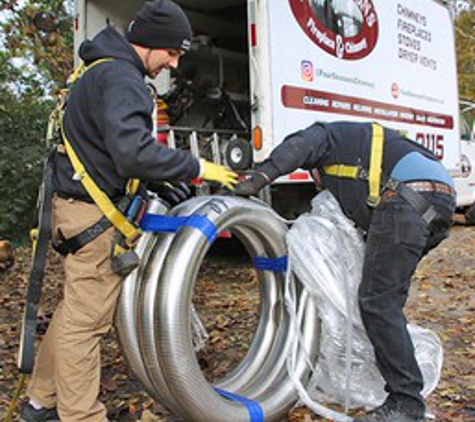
19;403;60;422
355;393;426;422
354;402;425;422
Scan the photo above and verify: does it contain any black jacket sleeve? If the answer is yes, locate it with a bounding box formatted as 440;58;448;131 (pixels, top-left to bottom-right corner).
100;65;200;182
258;123;329;179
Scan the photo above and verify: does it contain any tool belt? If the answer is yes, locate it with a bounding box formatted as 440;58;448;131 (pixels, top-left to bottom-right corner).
382;181;455;198
383;179;455;229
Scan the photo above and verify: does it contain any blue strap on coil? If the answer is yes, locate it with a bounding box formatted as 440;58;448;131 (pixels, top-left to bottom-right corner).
139;214;218;243
215;388;264;422
253;256;288;272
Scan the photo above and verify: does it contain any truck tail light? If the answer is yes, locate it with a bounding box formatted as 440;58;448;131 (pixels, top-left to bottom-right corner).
253;126;263;150
250;23;257;47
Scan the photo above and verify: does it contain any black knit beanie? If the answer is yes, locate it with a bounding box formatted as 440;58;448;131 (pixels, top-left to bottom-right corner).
125;0;192;51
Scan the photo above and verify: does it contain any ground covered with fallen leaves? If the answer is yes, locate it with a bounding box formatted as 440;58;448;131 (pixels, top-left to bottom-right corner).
1;219;474;421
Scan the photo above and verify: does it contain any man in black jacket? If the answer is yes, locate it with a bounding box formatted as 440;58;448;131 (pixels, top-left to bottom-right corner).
20;2;236;422
235;121;455;422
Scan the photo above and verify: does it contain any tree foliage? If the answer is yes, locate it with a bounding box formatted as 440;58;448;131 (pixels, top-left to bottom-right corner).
0;66;51;243
456;8;475;124
0;0;73;243
1;0;73;90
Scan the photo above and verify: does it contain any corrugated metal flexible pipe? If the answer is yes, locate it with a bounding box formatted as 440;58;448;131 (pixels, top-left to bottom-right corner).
115;195;320;422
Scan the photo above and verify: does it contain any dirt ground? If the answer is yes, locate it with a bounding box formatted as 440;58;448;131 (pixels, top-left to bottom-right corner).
1;217;474;421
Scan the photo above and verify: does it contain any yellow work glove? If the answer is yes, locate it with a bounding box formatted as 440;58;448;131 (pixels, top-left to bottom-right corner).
200;159;238;190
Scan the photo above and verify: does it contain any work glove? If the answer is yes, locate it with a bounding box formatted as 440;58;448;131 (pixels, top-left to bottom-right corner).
200;159;238;190
234;171;272;197
149;181;193;206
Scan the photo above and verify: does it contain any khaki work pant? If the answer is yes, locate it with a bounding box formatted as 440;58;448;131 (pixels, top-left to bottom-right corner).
28;197;123;422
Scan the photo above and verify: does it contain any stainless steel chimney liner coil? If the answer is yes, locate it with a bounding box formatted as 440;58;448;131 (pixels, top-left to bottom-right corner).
116;196;320;422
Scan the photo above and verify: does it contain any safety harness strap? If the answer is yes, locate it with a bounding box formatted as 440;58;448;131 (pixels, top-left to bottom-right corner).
68;58;109;84
61;134;142;244
59;58;142;246
367;123;384;207
322;164;360;179
53;195;131;256
17;60;141;376
322;122;384;207
385;180;439;226
18;151;55;374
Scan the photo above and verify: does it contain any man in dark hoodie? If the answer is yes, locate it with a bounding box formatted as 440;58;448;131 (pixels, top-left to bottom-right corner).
19;1;237;422
234;121;455;422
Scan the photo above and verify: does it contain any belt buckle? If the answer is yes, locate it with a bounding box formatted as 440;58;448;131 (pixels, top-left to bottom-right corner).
358;168;369;180
428;181;438;192
385;180;400;191
125;230;143;248
366;196;381;207
382;190;398;200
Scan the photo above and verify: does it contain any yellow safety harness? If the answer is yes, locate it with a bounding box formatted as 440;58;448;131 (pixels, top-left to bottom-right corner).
56;59;143;248
322;122;384;207
9;59;147;420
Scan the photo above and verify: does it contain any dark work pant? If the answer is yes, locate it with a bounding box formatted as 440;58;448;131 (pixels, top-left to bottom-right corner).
358;191;455;412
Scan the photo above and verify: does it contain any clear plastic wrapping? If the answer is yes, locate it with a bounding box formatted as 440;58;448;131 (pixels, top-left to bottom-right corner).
286;190;443;412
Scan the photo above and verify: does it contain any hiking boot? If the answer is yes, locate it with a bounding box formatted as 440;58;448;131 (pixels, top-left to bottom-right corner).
19;403;60;422
354;403;425;422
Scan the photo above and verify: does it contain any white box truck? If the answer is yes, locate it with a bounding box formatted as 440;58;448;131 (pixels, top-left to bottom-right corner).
455;102;475;222
73;0;475;218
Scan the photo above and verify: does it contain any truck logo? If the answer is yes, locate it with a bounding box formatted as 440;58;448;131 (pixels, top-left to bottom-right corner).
301;60;314;81
289;0;379;60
